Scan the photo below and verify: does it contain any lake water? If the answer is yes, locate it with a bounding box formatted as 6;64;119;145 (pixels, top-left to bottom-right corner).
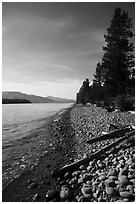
2;103;73;188
2;103;73;148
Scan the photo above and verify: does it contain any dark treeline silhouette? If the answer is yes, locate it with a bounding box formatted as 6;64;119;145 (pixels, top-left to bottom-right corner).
2;98;32;104
76;79;90;104
77;8;135;111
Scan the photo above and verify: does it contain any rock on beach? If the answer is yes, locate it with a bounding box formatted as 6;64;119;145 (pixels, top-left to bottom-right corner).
2;104;135;202
53;105;135;202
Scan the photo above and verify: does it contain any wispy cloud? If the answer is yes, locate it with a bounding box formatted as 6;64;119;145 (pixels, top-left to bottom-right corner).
31;15;72;32
76;50;101;56
51;64;71;71
79;30;105;44
2;55;73;86
3;13;73;33
44;16;72;31
30;58;72;71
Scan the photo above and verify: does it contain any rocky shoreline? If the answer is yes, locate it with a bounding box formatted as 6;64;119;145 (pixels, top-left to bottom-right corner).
2;105;135;202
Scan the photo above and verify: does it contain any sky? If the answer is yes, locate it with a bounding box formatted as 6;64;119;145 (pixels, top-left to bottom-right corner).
2;2;135;99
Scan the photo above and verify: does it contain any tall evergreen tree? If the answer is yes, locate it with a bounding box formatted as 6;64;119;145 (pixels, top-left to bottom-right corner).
100;8;134;96
94;62;104;86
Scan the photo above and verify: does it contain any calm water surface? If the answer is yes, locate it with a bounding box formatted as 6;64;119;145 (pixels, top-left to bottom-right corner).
2;103;73;188
2;103;73;144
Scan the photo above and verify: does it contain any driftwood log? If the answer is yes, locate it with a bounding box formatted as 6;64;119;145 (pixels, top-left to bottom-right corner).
52;130;135;177
87;126;133;144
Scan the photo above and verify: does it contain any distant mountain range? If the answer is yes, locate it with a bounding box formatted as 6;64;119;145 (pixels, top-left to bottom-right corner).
2;91;75;103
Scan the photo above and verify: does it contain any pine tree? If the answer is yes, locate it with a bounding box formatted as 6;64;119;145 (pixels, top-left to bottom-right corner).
100;8;134;96
94;62;104;86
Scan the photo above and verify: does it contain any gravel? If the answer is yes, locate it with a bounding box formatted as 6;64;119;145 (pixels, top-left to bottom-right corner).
45;105;135;202
3;104;135;202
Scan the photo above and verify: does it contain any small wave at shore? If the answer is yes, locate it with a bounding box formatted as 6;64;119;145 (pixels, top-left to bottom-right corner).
2;104;73;189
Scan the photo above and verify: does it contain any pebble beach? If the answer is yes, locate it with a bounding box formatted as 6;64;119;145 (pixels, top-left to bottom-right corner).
2;104;135;202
